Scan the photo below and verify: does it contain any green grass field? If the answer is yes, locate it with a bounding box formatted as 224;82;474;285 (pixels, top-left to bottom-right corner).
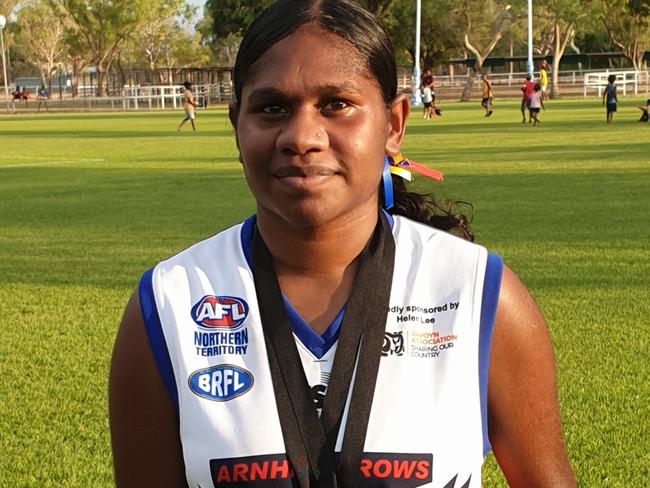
1;99;649;486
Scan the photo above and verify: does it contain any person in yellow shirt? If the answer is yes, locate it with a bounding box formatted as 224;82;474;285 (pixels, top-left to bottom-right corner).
177;81;198;132
540;61;549;100
481;73;494;117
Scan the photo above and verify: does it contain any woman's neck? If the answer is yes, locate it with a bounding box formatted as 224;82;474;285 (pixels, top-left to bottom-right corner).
256;206;379;275
255;205;381;333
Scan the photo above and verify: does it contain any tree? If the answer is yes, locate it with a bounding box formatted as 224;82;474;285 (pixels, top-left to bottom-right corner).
135;0;205;75
0;0;21;77
454;0;520;101
159;31;212;70
599;0;650;70
61;24;88;97
16;2;65;90
197;9;241;66
49;0;147;95
536;0;598;98
205;0;273;40
0;0;19;17
384;0;463;68
211;33;241;66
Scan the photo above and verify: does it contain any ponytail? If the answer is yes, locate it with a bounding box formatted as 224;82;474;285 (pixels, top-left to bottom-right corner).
388;176;474;242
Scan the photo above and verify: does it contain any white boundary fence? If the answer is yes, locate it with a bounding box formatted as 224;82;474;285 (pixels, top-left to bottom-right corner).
396;68;650;98
5;69;648;109
123;85;190;110
55;82;233;110
122;83;228;110
583;71;644;97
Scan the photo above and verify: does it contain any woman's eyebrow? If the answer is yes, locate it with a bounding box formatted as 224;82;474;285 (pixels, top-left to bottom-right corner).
246;82;362;104
315;82;362;95
246;87;290;105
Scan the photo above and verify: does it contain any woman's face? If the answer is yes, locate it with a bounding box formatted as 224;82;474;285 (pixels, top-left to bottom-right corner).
230;23;407;229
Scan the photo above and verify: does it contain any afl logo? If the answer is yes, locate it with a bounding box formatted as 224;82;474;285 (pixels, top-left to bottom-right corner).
189;364;254;402
191;295;249;330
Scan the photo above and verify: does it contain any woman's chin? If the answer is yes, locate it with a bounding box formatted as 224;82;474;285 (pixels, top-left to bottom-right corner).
258;198;377;231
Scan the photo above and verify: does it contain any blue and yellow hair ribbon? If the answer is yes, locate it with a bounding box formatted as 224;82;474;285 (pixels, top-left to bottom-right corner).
388;153;444;182
382;153;444;209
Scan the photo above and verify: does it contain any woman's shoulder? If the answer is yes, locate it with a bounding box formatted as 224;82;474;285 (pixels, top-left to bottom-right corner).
392;214;489;254
154;220;249;272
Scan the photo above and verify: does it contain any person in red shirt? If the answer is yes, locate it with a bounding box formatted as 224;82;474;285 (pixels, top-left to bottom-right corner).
11;85;21;112
20;86;30;107
520;75;534;123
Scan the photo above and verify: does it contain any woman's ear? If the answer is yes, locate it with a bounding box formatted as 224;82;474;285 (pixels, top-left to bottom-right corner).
228;101;240;132
385;94;410;157
228;102;243;162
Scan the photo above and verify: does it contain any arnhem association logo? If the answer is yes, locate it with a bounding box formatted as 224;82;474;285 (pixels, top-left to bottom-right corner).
382;331;405;356
191;295;250;357
381;330;458;359
209;452;436;487
188;364;254;402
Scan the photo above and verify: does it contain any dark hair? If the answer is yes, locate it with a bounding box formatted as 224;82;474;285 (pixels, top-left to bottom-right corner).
534;83;541;91
183;81;192;89
234;0;472;240
389;178;474;241
608;74;616;84
234;0;396;105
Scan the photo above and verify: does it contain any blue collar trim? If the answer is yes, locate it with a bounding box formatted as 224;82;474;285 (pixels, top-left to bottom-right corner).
239;211;394;358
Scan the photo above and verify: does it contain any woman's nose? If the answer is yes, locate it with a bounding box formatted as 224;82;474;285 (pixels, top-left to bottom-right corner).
276;107;328;155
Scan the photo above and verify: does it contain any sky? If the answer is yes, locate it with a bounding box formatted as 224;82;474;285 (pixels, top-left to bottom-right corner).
186;0;205;34
188;0;206;17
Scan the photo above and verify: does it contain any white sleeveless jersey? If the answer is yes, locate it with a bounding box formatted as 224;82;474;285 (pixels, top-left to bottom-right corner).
140;215;503;488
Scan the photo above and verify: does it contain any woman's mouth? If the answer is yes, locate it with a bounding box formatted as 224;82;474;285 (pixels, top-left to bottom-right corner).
274;165;338;190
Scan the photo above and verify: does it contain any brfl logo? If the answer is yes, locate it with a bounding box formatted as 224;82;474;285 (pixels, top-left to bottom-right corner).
191;295;249;330
188;364;254;402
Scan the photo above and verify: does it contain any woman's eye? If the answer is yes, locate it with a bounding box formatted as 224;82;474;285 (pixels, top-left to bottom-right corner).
262;105;286;115
323;100;350;112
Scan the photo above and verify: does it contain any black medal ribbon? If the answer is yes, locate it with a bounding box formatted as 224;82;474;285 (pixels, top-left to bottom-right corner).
251;214;396;488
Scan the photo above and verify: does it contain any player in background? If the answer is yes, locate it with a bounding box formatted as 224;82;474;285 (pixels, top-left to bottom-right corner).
634;98;650;123
481;73;494;117
177;81;198;131
540;61;549;100
420;68;435;119
37;84;49;112
520;75;534;123
529;83;545;127
602;74;618;124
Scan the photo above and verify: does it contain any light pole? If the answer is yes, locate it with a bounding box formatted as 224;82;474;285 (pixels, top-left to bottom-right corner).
527;0;534;78
0;15;9;113
411;0;422;107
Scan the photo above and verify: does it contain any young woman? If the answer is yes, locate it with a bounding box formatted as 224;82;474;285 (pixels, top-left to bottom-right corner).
109;1;576;487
